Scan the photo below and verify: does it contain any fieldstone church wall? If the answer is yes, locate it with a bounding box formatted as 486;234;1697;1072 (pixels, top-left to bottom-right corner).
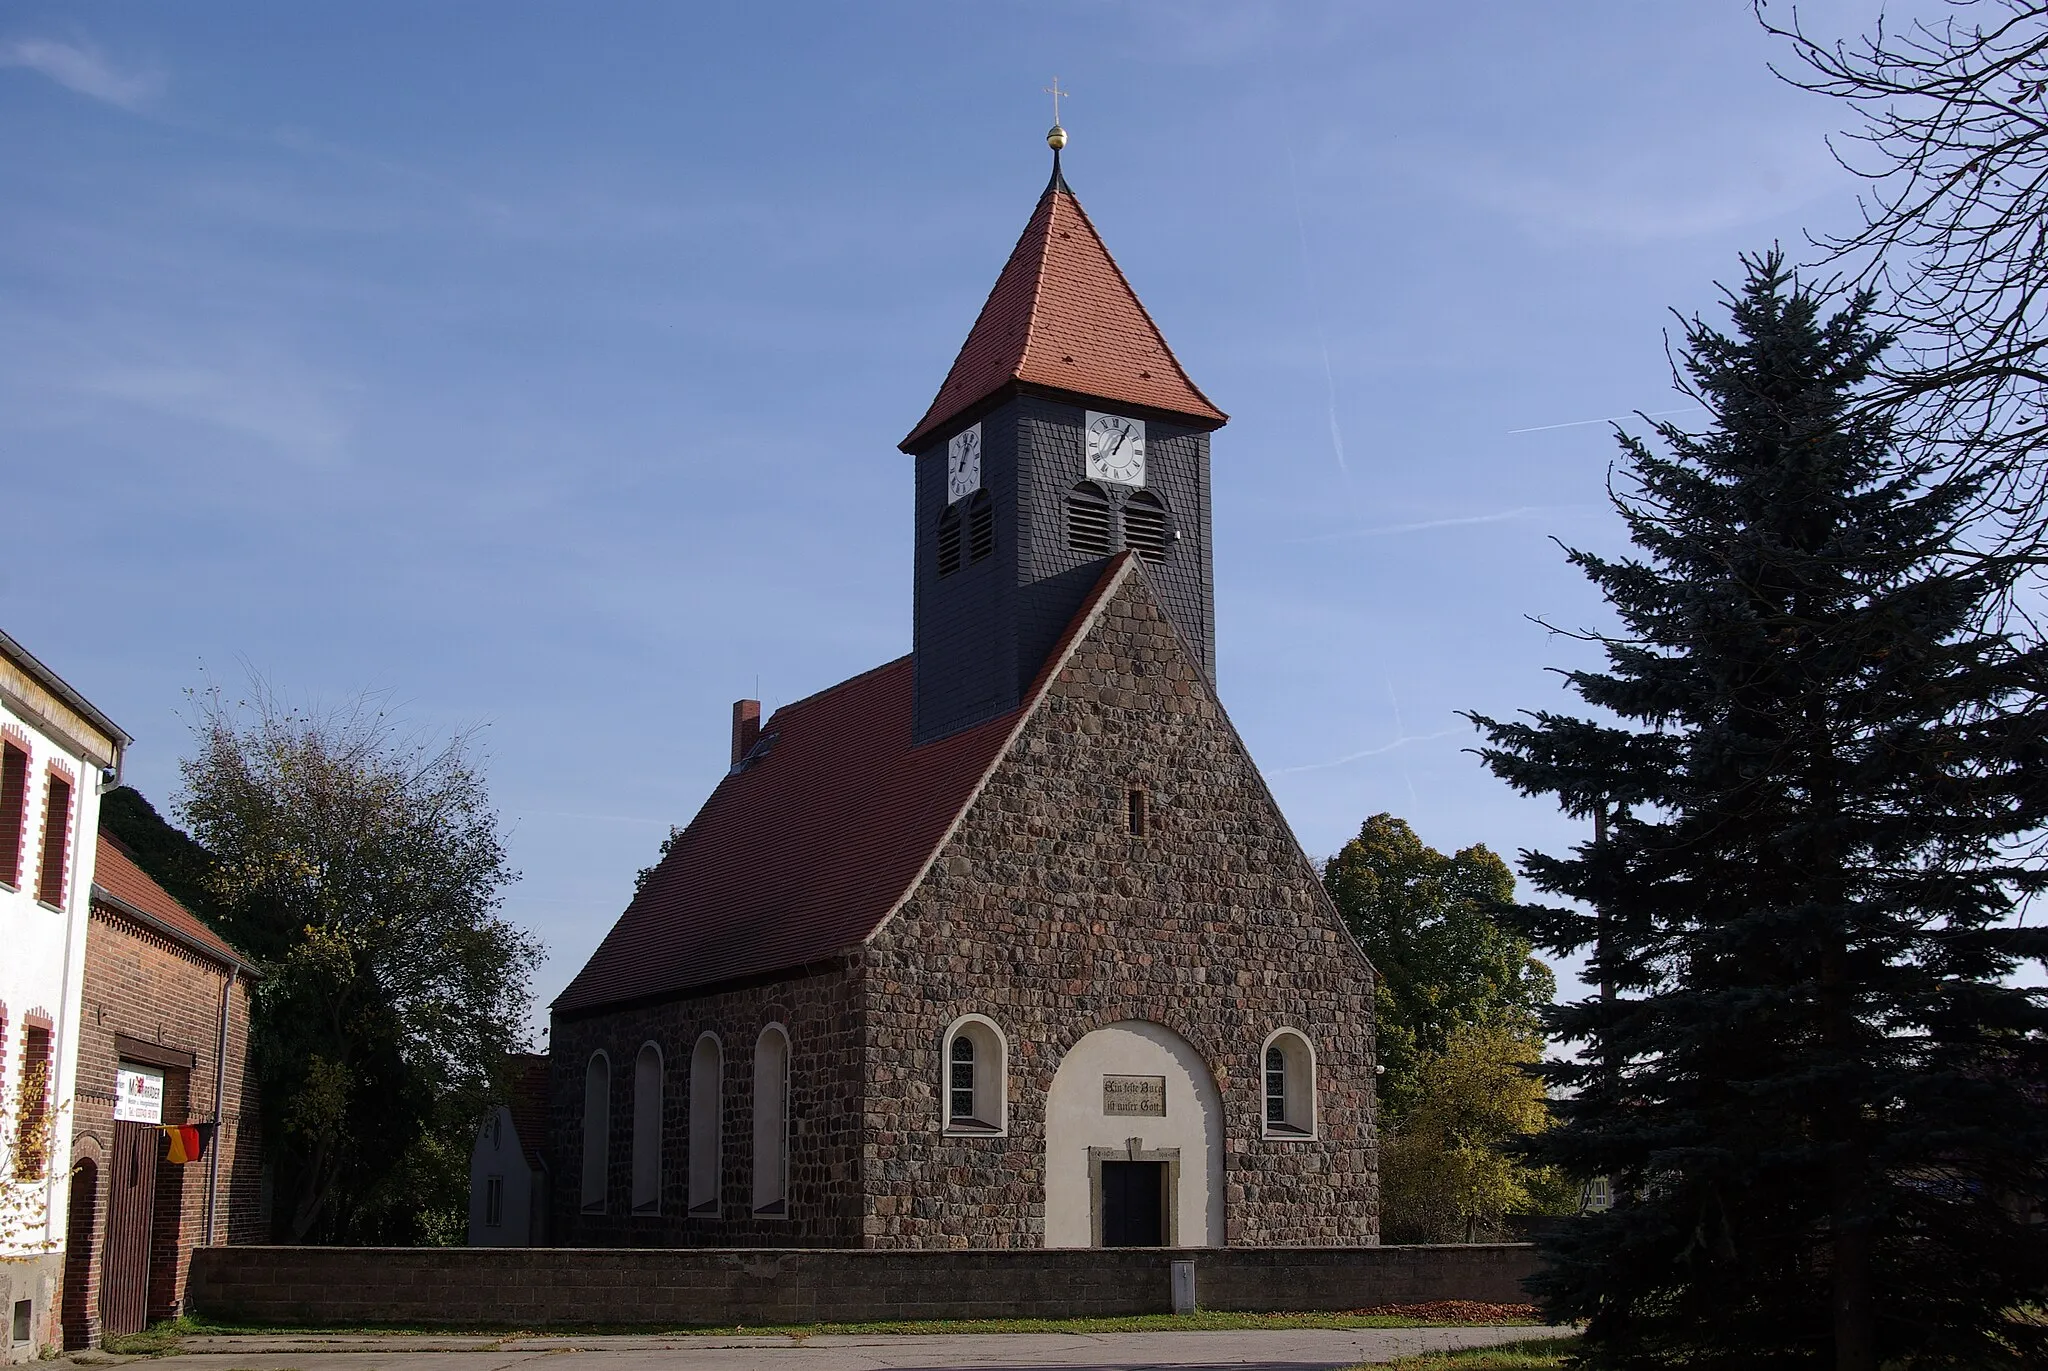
861;568;1377;1247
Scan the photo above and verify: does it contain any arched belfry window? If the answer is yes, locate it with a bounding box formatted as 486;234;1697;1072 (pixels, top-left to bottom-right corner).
1123;490;1171;562
580;1051;610;1212
941;1014;1009;1135
1261;1029;1317;1139
1067;482;1112;556
752;1025;790;1216
966;491;994;564
631;1042;662;1214
688;1033;721;1215
937;504;963;577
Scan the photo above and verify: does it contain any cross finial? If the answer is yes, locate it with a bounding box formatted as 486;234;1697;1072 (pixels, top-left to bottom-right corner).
1045;77;1068;125
1044;77;1070;152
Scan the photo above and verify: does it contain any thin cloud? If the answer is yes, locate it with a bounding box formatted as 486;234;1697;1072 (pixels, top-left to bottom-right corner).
0;37;163;110
1275;727;1464;775
1290;505;1581;543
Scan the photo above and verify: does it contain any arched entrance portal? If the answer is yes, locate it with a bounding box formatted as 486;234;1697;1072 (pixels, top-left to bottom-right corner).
1044;1021;1223;1247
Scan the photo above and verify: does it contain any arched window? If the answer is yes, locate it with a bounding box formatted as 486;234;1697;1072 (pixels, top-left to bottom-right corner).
966;491;994;564
580;1051;610;1212
688;1033;721;1215
752;1025;789;1215
1261;1030;1316;1138
1122;490;1171;562
941;1014;1009;1134
631;1042;662;1214
1067;482;1112;556
937;504;963;577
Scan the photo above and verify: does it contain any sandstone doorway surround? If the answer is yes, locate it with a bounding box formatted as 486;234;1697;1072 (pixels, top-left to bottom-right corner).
1045;1022;1222;1247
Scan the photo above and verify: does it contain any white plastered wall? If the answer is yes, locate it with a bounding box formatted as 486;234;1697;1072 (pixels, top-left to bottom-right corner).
1043;1020;1223;1248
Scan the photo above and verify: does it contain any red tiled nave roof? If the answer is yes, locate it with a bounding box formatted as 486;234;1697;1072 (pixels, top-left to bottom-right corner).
900;163;1227;452
552;556;1137;1017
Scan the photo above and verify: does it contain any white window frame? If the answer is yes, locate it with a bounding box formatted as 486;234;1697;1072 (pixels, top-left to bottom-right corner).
580;1050;611;1212
484;1173;504;1228
751;1024;790;1217
631;1041;663;1215
1260;1029;1317;1140
688;1032;721;1216
940;1014;1009;1136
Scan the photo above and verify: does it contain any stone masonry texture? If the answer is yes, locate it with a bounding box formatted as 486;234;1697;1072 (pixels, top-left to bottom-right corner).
552;565;1376;1250
188;1244;1539;1326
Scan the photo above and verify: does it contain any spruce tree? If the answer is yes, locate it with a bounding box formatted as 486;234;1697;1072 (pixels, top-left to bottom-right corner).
1470;253;2048;1369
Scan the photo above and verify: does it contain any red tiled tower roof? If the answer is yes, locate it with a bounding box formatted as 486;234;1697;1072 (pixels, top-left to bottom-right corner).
92;834;250;970
900;161;1227;453
552;556;1138;1017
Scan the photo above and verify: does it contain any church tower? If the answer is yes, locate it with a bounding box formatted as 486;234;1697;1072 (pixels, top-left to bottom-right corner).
901;142;1228;744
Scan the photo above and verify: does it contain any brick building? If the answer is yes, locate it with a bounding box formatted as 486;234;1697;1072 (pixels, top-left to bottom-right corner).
0;630;126;1364
64;835;260;1345
548;144;1377;1249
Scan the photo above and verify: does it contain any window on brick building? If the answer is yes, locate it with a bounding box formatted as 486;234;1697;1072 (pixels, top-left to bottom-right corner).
36;771;71;907
1067;482;1112;556
941;1015;1007;1134
1261;1030;1316;1139
13;1023;53;1181
580;1051;609;1213
1122;490;1171;562
484;1174;504;1228
0;741;27;888
688;1033;721;1215
751;1025;789;1216
632;1042;662;1215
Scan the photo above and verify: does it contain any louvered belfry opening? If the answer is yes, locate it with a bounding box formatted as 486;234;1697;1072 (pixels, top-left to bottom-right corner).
1123;491;1170;562
1067;481;1112;556
937;503;963;576
966;491;994;564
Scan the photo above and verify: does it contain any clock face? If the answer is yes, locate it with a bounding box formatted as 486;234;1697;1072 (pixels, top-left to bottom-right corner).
1085;411;1145;487
947;424;982;503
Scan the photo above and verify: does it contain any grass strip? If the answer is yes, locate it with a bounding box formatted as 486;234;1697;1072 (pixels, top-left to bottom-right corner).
1376;1337;1577;1370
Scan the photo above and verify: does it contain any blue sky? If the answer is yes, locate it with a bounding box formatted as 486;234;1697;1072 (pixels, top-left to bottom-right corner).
2;2;1896;1035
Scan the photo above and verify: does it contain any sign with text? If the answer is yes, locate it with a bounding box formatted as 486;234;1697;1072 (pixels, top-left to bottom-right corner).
115;1065;164;1124
1103;1074;1166;1117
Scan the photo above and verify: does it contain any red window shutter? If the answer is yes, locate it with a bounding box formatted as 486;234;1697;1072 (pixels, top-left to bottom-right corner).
0;743;25;888
37;773;70;906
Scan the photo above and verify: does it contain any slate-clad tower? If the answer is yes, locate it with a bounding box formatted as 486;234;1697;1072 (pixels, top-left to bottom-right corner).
901;157;1228;744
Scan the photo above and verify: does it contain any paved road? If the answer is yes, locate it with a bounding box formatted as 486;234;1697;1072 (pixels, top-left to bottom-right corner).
112;1328;1566;1371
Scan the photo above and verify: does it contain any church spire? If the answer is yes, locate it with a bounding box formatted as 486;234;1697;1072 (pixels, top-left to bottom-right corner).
898;143;1227;454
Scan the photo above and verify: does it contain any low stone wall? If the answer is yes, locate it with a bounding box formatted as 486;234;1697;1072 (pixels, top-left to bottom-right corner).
188;1245;1539;1327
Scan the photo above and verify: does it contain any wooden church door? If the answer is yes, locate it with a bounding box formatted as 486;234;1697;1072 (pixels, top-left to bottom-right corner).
101;1121;158;1338
1099;1160;1165;1247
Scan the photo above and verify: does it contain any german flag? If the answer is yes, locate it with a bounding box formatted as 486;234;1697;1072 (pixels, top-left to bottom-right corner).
159;1122;214;1164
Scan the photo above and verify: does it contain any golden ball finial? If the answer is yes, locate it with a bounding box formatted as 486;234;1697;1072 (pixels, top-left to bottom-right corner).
1047;123;1068;151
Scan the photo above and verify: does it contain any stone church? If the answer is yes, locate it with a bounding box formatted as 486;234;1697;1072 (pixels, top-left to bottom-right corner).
549;142;1378;1249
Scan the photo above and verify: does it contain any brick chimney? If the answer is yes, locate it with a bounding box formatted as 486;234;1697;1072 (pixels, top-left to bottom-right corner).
731;699;762;765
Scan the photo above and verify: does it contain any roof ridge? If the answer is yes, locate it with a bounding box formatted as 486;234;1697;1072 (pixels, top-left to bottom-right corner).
765;654;912;723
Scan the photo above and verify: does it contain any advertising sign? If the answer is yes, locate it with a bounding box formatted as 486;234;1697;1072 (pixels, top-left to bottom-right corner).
114;1065;165;1124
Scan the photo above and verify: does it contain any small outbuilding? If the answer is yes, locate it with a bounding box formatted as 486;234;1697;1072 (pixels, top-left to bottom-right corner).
467;1053;550;1247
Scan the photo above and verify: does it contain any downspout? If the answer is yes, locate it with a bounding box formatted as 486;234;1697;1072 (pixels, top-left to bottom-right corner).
205;967;235;1245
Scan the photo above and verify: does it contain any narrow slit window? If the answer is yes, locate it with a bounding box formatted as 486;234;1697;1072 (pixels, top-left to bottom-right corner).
950;1036;976;1122
36;772;70;907
1122;491;1171;562
1067;482;1112;556
966;491;994;564
937;505;963;577
1127;787;1148;837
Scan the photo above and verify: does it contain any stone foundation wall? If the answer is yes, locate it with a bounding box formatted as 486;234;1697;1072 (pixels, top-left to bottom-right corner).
188;1244;1539;1326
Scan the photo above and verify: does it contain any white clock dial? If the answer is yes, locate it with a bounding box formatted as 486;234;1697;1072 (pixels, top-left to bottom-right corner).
947;424;983;503
1085;411;1146;487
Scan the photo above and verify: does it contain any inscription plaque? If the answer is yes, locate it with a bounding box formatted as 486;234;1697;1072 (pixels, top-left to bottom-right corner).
1103;1074;1166;1116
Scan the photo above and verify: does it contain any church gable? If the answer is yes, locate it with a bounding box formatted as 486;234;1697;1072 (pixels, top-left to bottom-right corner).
859;556;1376;1248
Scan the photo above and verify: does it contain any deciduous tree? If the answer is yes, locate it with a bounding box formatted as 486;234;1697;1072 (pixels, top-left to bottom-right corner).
179;684;537;1244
